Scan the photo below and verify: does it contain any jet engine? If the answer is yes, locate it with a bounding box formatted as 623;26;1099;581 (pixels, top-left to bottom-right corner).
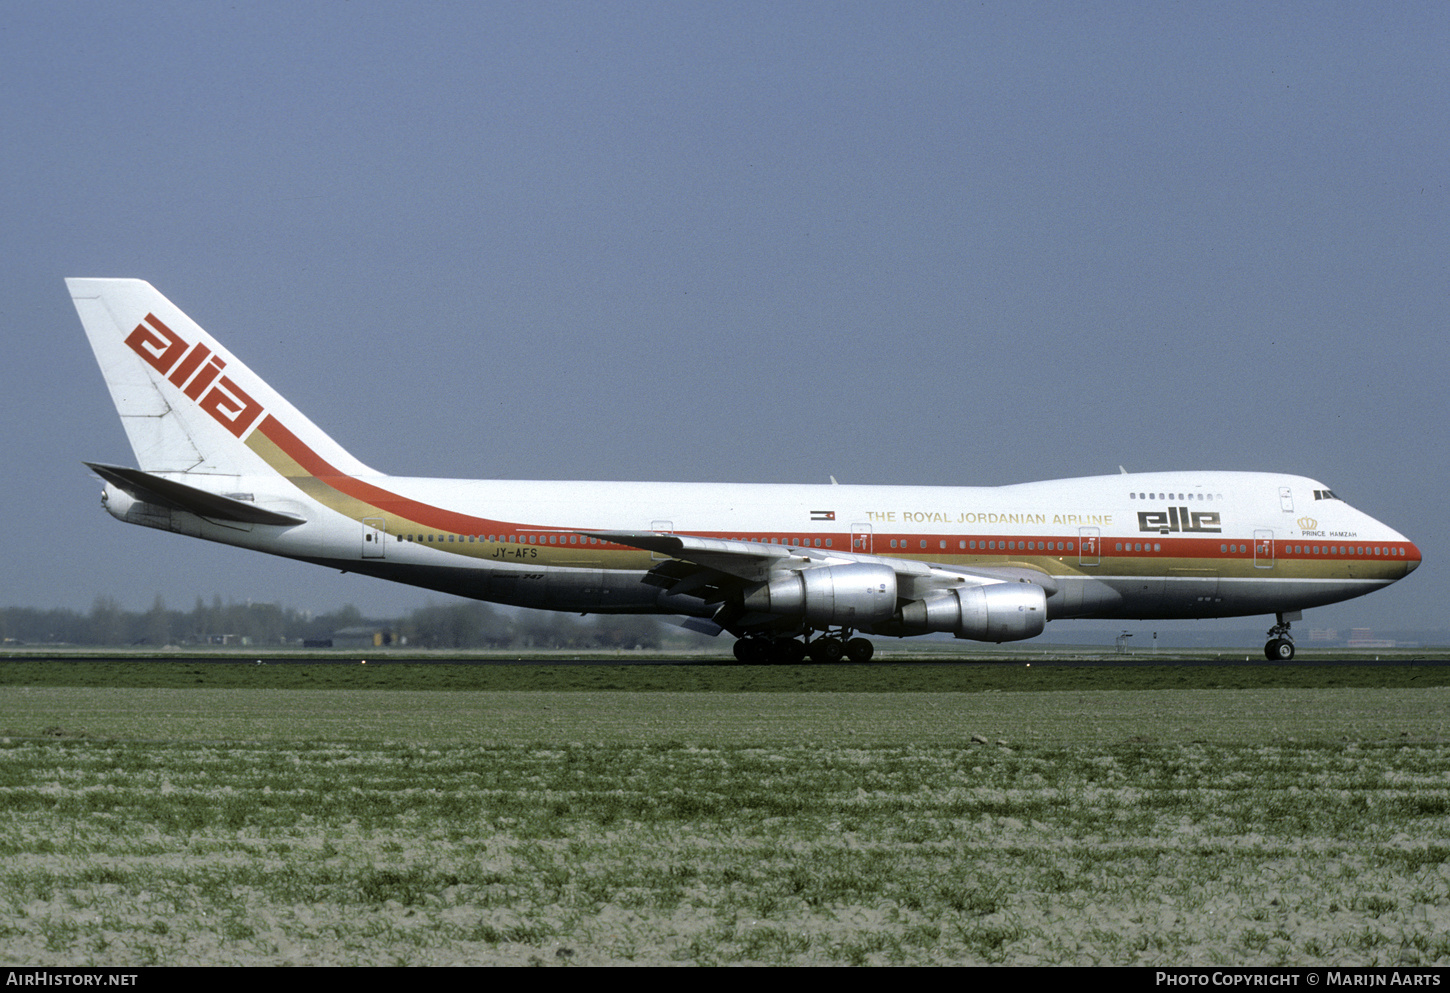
899;582;1046;642
741;562;897;626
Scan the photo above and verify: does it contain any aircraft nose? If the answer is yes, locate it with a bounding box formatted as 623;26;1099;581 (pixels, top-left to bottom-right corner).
1405;542;1422;574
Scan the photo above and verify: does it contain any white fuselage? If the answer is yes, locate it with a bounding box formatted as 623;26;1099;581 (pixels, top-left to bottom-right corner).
105;467;1419;626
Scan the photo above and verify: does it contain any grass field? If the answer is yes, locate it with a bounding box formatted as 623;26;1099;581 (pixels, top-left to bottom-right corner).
1;661;1448;965
4;656;1450;691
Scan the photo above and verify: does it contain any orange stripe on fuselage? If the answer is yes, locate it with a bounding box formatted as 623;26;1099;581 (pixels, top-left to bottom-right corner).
247;415;1423;574
254;415;509;534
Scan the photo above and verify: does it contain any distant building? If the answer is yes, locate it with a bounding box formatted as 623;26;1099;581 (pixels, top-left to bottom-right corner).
332;626;402;650
1346;627;1395;648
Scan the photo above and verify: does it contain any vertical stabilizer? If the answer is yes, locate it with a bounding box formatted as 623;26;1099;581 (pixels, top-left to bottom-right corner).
67;278;375;478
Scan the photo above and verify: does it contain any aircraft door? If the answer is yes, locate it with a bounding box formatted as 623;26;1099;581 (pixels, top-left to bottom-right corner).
1078;527;1100;567
362;517;387;559
851;523;873;554
1254;530;1274;569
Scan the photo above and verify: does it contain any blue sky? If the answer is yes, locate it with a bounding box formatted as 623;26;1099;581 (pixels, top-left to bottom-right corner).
4;1;1446;636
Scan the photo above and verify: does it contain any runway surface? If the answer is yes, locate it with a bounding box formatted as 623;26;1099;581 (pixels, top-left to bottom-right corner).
5;648;1450;666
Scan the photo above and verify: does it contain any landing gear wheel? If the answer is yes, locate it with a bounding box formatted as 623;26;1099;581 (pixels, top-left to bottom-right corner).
808;638;845;663
1265;638;1295;661
732;638;770;664
770;638;807;665
844;637;875;663
1263;612;1297;662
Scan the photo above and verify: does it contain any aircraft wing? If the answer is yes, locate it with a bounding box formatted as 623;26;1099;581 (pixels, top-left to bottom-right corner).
586;531;810;582
588;529;1058;603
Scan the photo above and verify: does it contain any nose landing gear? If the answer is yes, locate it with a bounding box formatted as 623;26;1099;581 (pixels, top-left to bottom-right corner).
1264;613;1297;661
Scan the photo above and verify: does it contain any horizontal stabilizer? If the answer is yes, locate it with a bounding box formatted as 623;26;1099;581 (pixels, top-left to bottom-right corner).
84;462;304;526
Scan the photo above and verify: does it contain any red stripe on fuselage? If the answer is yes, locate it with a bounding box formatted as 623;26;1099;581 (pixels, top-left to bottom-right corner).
257;415;508;534
254;416;1423;569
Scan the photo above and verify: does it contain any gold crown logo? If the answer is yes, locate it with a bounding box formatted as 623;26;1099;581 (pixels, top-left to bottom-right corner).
1296;517;1318;531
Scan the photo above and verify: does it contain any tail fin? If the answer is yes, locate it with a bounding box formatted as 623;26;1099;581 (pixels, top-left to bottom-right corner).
67;278;374;478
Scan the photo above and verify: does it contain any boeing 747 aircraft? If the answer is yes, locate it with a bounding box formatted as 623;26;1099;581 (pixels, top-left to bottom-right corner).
69;279;1420;662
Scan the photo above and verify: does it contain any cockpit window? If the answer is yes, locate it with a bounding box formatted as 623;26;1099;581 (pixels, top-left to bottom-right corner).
1313;489;1340;501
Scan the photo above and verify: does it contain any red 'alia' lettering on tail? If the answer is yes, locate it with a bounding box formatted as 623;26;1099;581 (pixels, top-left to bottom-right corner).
124;313;187;372
124;313;265;438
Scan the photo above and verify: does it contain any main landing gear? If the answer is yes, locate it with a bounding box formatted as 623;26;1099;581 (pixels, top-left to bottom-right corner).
1264;613;1296;661
731;630;875;665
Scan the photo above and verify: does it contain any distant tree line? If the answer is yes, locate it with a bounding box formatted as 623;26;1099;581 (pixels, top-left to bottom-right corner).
0;595;665;650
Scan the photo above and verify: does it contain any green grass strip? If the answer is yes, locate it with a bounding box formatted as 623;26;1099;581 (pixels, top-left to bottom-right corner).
2;658;1449;692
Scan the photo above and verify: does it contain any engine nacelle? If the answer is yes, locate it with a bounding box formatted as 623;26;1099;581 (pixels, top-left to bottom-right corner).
899;582;1047;642
741;562;897;627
